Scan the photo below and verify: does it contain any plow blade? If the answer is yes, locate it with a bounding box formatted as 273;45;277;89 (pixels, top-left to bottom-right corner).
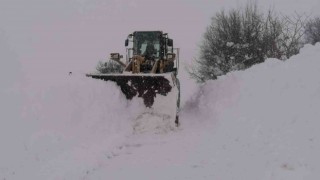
86;73;173;107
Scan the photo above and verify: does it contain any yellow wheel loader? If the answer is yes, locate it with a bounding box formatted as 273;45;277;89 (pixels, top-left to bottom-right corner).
87;31;180;125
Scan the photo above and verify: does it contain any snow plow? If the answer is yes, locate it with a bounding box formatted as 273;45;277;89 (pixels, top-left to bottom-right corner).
86;31;180;125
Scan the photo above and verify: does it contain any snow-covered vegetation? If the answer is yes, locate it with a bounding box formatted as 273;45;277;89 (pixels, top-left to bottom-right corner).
305;17;320;45
190;3;310;82
96;60;123;74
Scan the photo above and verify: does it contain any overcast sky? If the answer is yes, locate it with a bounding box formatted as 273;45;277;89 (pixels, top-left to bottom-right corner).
1;0;320;79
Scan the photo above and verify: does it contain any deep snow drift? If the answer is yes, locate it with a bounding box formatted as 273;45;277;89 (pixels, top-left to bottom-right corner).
1;43;320;180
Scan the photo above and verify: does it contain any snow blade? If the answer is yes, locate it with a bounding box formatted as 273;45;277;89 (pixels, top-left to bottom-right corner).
86;74;172;107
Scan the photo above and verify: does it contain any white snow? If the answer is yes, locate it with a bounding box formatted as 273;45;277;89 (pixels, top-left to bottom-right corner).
1;43;320;180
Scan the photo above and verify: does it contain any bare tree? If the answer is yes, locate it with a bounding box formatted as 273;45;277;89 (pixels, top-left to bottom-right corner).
278;12;308;59
189;2;309;83
190;2;275;82
262;10;283;59
305;17;320;45
96;60;123;74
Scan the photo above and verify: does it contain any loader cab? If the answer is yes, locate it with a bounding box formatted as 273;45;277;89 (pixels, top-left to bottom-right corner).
135;31;161;59
126;31;163;60
125;31;179;74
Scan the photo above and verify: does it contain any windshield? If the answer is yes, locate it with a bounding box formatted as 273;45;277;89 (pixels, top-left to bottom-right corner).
133;32;161;58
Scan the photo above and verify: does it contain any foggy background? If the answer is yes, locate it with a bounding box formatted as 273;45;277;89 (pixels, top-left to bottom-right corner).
1;0;320;82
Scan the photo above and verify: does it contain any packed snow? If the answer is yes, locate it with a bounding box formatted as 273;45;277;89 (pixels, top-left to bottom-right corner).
1;43;320;179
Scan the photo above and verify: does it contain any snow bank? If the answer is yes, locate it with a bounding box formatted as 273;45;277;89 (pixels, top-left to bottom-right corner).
181;43;320;179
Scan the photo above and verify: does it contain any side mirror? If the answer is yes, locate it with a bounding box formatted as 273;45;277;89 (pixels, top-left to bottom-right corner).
125;39;129;47
167;39;173;46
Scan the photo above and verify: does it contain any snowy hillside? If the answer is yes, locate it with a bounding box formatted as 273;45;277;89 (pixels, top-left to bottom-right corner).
1;43;320;180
